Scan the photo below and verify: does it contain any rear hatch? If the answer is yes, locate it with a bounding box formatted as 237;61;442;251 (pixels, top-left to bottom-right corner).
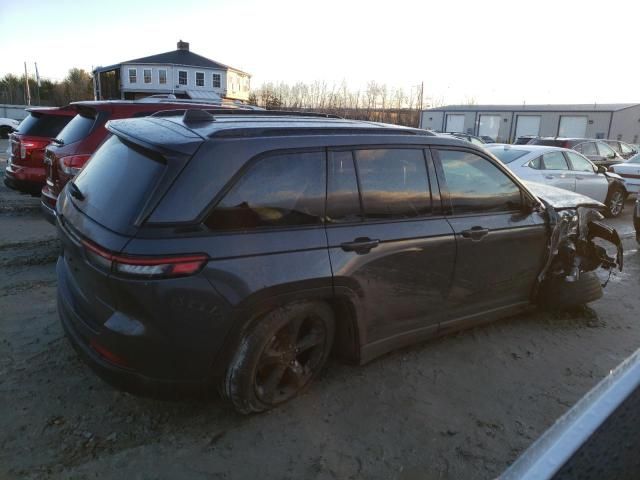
10;111;73;167
45;106;101;195
57;117;204;327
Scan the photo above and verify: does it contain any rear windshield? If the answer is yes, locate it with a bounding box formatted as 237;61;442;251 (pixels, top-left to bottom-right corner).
57;113;97;145
16;112;72;138
71;136;165;232
487;147;530;164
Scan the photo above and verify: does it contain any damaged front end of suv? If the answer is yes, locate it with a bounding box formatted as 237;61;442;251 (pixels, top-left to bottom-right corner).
525;182;624;306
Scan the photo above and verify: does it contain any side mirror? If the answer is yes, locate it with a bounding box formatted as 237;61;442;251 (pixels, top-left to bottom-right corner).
597;165;607;174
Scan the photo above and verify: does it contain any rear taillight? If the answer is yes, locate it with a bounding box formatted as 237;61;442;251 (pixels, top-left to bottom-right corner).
19;140;49;160
59;154;91;176
82;239;207;279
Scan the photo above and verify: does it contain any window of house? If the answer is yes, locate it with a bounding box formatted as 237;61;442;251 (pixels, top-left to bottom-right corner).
178;70;188;86
128;68;137;84
204;152;326;231
354;149;431;219
143;69;152;84
196;72;205;87
158;69;167;84
212;73;221;88
438;149;522;214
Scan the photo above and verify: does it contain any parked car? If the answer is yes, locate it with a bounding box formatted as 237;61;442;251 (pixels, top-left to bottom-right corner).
513;135;538;145
609;154;640;194
487;144;628;217
438;132;486;146
4;107;76;194
634;195;640;243
0;117;20;138
528;137;625;168
40;100;254;223
602;139;638;160
54;111;622;413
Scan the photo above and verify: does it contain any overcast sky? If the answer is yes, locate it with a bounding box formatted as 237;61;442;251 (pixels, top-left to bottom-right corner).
1;0;637;105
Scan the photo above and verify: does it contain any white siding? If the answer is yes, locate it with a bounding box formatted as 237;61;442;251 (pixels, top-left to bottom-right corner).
121;64;227;96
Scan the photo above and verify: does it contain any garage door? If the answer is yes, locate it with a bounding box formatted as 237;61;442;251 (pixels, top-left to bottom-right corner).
515;116;541;138
478;115;501;142
445;114;465;133
558;116;587;137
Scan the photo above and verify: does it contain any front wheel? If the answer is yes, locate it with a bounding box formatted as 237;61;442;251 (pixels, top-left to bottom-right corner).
224;301;335;414
604;187;625;218
538;271;603;309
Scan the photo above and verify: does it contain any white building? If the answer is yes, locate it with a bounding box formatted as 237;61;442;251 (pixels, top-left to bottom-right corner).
93;41;251;102
420;104;640;143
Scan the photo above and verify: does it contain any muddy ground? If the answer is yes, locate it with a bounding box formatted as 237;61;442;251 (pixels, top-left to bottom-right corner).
1;138;639;479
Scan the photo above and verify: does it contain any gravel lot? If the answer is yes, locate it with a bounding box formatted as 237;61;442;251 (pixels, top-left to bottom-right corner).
1;137;639;480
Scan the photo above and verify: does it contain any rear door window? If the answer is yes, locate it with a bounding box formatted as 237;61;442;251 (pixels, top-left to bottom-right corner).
57;112;97;145
597;142;617;158
438;149;522;214
327;151;362;223
578;142;598;156
205;152;325;231
541;151;569;170
72;136;166;232
354;148;431;219
16;113;71;138
566;152;595;172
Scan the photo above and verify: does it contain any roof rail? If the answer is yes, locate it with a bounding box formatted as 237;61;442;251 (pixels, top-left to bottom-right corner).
150;109;343;119
211;127;433;139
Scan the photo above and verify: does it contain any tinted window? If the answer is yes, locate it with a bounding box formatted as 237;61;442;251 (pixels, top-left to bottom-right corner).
327;151;362;223
205;152;325;231
354;149;430;219
72;136;165;233
597;142;617;158
487;146;529;164
16;113;71;138
541;151;569;170
566;152;595;172
578;142;598;156
438;150;522;214
57;113;97;145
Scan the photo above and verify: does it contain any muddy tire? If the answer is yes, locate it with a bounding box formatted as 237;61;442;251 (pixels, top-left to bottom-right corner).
604;186;625;218
538;271;603;309
224;301;335;414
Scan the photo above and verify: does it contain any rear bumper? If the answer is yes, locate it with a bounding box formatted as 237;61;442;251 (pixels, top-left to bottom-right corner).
4;165;43;193
40;186;58;225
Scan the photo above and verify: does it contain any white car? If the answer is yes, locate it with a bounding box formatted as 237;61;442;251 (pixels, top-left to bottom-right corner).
486;144;628;217
0;117;20;139
609;154;640;195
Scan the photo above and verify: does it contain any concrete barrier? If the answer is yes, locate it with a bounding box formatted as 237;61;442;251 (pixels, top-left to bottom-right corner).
0;105;29;121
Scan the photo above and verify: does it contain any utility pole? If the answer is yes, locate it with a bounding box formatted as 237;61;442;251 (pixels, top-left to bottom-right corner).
419;81;424;111
34;62;41;105
24;62;31;106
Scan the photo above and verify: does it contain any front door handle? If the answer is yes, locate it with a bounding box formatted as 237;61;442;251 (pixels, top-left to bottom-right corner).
461;226;489;241
340;237;380;254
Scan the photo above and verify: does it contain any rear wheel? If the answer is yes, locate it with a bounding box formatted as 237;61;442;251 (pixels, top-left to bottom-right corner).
224;301;335;414
538;271;603;309
604;186;625;218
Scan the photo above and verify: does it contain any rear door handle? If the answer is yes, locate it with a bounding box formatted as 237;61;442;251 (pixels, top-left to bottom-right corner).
544;174;554;179
461;226;489;241
340;237;380;254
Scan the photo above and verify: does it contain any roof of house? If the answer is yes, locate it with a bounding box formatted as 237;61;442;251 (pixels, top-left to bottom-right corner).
425;103;640;113
93;48;250;76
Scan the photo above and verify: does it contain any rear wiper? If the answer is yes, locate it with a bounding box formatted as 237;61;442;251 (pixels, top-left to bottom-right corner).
51;138;64;145
69;181;85;201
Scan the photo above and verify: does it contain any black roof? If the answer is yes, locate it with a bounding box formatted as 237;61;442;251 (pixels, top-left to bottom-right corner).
113;49;248;75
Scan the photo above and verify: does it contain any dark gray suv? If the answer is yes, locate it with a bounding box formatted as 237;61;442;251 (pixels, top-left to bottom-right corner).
55;111;623;413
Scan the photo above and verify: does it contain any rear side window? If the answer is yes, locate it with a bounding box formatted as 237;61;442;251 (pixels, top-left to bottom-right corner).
438;149;522;214
16;113;71;138
541;151;569;170
72;136;165;232
205;152;325;231
354;149;431;219
57;113;97;145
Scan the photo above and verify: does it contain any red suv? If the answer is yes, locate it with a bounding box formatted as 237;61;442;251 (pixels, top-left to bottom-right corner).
4;107;76;194
40;100;247;223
